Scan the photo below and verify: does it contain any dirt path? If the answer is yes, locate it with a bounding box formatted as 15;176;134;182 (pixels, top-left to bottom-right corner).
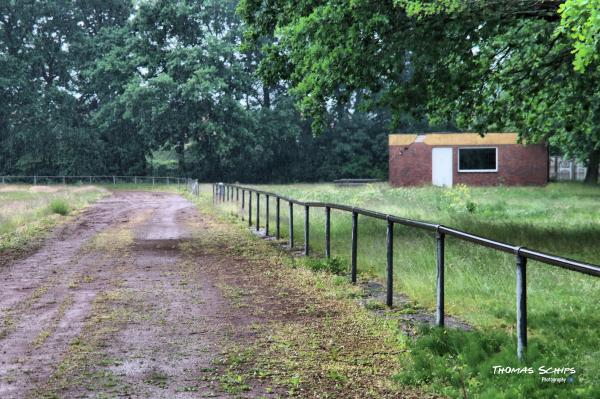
0;192;256;398
0;191;427;399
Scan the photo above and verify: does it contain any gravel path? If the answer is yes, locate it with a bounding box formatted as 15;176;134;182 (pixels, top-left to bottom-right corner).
0;191;268;398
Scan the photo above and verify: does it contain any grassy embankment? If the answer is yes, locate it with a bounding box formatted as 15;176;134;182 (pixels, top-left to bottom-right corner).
0;185;107;256
211;182;600;398
182;189;427;398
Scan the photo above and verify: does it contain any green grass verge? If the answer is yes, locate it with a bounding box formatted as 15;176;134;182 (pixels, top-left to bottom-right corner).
0;185;107;255
184;188;425;398
207;182;600;398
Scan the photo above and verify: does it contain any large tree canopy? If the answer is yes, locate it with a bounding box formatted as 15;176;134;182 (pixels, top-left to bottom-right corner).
238;0;600;183
0;0;132;175
1;1;599;183
0;0;393;181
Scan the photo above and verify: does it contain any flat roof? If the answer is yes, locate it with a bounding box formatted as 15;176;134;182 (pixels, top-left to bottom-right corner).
389;133;519;146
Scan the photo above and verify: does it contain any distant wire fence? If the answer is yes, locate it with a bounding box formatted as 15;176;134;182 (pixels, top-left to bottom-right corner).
208;182;600;360
0;175;186;186
187;178;200;196
550;156;599;182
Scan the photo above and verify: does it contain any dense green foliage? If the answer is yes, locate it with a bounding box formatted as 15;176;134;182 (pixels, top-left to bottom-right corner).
0;0;395;181
2;1;600;183
238;0;600;183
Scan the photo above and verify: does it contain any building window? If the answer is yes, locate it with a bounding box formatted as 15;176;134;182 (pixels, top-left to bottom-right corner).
458;147;498;172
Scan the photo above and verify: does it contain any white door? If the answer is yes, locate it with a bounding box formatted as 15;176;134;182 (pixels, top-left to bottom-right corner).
432;147;453;187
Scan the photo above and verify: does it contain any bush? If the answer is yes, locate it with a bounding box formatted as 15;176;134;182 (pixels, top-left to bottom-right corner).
443;184;477;214
396;325;595;398
49;199;70;216
303;257;346;275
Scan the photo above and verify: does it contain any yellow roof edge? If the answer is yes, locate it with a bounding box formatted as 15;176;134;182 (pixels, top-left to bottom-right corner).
389;133;521;146
389;134;418;146
424;133;518;145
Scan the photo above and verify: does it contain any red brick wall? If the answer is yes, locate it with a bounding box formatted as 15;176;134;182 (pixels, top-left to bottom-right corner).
389;143;548;186
389;143;432;186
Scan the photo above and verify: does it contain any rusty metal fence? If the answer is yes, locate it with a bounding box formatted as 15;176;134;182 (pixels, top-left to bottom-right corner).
211;182;600;360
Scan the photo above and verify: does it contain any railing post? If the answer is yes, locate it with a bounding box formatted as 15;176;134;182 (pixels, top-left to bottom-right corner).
276;197;280;239
89;176;92;184
248;191;252;226
256;193;260;231
236;187;239;202
34;175;36;185
62;176;65;185
196;179;199;197
386;220;394;307
436;231;445;327
241;190;245;221
351;211;358;283
113;176;116;185
325;206;331;258
516;253;527;360
212;184;215;203
289;202;294;249
266;195;270;236
304;205;310;256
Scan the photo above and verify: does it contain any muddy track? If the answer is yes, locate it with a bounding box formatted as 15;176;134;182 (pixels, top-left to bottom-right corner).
0;191;274;398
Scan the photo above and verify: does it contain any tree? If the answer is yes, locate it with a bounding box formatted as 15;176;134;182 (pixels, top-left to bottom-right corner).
239;0;600;183
0;0;132;175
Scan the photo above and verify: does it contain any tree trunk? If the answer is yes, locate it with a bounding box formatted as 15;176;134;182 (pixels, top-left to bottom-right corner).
176;137;186;175
263;85;271;109
584;149;600;184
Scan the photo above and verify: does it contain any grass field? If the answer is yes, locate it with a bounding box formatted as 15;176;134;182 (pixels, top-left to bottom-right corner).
0;182;185;257
212;182;600;398
0;185;107;255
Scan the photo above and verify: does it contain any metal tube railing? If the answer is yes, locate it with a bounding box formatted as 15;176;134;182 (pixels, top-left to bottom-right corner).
213;182;600;360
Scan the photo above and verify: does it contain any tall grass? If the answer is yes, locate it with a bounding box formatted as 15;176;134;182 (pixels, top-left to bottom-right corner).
49;198;70;215
0;185;106;254
212;182;600;397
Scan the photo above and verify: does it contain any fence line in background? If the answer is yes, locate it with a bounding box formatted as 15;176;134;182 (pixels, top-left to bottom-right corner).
187;178;200;197
0;175;186;186
211;182;600;361
549;156;598;182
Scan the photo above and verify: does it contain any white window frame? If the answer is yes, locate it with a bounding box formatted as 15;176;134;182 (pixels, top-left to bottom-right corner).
457;147;498;173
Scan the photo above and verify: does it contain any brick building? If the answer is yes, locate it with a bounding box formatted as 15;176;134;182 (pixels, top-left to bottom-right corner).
389;133;548;187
